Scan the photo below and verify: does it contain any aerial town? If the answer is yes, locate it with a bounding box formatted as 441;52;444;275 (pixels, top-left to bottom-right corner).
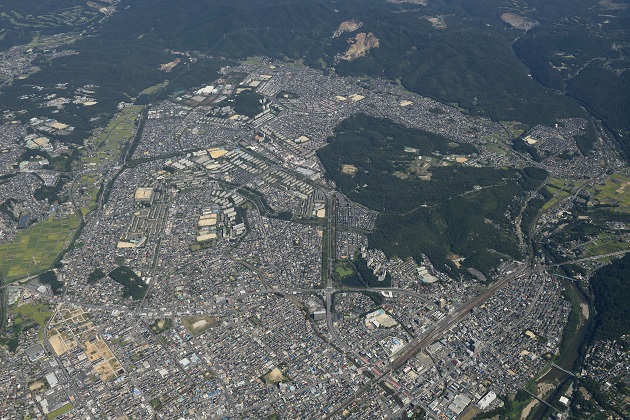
0;56;628;420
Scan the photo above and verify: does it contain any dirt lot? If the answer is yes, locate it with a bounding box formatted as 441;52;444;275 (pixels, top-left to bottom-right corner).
182;315;219;336
338;33;379;61
501;13;539;31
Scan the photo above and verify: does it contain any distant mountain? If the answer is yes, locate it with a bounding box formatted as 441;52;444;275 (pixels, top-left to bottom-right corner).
1;0;628;157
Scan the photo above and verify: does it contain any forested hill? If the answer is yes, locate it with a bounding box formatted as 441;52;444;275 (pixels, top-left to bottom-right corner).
318;114;548;277
589;254;630;343
1;0;628;158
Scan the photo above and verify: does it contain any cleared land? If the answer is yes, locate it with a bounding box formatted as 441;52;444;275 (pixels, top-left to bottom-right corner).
48;333;73;356
159;58;180;72
182;315;219;336
333;20;362;38
85;339;122;381
261;367;290;384
500;13;539;31
338;32;379;61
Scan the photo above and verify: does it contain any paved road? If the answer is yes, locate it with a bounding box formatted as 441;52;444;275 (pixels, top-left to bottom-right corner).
544;250;629;267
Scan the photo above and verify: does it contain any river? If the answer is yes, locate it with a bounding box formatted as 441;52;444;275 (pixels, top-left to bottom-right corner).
531;278;590;420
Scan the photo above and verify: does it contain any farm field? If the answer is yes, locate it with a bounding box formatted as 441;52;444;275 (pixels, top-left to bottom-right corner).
587;174;630;214
13;303;54;328
543;178;576;211
580;235;630;258
0;215;81;281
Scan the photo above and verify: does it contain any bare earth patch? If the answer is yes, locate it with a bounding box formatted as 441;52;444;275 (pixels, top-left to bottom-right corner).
521;399;538;419
160;58;181;72
448;254;464;268
521;381;555;418
262;367;290;384
501;13;539;31
342;164;358;176
338;33;379;61
387;0;427;5
333;20;363;38
425;16;447;29
182;315;219;336
29;380;46;391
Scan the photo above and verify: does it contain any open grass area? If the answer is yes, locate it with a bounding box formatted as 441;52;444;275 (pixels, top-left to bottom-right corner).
78;105;142;210
47;402;73;419
150;318;172;334
501;121;528;139
1;302;53;352
484;141;514;157
334;263;354;279
22;33;81;51
141;81;169;95
92;105;141;161
13;303;54;328
0;215;81;281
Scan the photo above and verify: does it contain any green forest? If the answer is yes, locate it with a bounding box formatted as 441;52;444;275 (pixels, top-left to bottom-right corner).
318;115;547;276
108;266;148;300
38;270;64;295
588;254;630;342
1;0;628;158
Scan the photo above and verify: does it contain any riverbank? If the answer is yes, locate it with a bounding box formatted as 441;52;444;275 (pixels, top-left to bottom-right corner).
529;278;590;419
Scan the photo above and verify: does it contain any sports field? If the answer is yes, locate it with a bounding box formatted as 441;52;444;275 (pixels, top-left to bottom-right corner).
0;215;81;281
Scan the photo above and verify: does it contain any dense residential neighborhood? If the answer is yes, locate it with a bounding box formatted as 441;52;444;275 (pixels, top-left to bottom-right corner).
0;45;628;419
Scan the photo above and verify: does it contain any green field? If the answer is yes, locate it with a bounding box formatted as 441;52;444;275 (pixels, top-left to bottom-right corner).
79;105;141;211
580;236;630;258
0;215;80;281
141;81;169;95
334;263;354;279
92;105;141;161
13;303;54;328
22;32;81;52
543;178;576;211
587;174;630;213
0;302;53;352
47;402;73;419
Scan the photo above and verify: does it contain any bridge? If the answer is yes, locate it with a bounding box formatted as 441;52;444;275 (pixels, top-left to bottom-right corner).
550;273;580;282
521;389;561;413
550;363;577;377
